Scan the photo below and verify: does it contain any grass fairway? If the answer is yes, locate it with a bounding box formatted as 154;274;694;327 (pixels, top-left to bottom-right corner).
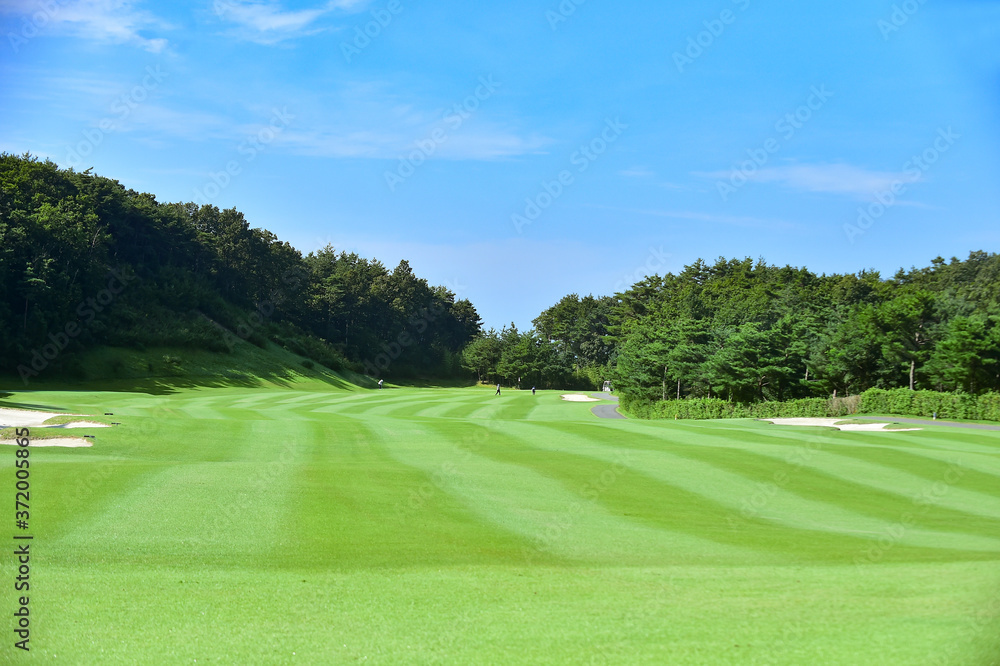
4;383;1000;664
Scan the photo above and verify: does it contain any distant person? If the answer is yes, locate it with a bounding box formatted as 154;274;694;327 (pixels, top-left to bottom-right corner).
531;386;536;395
495;384;501;396
377;379;384;389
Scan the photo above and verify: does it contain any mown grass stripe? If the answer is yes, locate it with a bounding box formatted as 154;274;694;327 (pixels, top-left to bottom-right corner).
282;416;545;570
363;416;765;566
489;420;1000;556
590;421;1000;524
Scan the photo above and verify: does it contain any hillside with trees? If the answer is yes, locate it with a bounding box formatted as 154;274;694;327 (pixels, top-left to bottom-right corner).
610;255;1000;404
0;154;481;383
3;154;997;408
463;254;1000;407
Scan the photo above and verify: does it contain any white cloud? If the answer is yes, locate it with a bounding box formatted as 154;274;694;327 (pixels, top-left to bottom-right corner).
619;167;655;178
215;0;370;44
273;124;550;161
590;204;794;230
1;0;171;52
752;163;921;197
262;81;552;161
697;163;922;199
123;104;231;138
618;167;688;191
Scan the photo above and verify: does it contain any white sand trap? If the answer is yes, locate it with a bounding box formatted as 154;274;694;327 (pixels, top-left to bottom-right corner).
0;437;91;448
0;407;74;427
561;394;600;402
0;408;108;430
764;417;922;432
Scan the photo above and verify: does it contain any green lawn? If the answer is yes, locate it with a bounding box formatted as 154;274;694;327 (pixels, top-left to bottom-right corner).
3;383;999;664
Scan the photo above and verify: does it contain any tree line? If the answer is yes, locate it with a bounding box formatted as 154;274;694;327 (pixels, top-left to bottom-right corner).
463;254;1000;403
0;154;481;380
610;255;1000;403
461;294;615;389
483;254;999;404
4;154;997;402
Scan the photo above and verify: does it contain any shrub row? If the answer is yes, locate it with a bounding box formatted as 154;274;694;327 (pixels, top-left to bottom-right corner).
858;388;1000;421
620;395;859;420
622;388;1000;422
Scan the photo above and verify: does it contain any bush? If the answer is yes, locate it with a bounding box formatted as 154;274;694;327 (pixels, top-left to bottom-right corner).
859;388;1000;421
624;389;1000;422
626;388;1000;423
619;395;851;420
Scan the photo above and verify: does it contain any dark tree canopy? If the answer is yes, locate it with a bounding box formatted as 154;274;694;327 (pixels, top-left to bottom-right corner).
0;154;481;380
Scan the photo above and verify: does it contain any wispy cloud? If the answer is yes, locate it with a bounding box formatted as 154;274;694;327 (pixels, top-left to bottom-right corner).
696;162;922;199
215;0;369;44
274;124;550;161
620;167;655;178
124;104;232;139
619;167;688;191
262;81;551;160
1;0;171;52
590;204;794;230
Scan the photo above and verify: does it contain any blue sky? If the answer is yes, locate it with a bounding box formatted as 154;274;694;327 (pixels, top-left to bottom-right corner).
2;0;999;332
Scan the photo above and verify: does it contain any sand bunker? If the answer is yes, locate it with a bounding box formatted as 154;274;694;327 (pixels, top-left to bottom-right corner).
0;437;91;447
1;408;107;447
0;408;109;429
561;394;600;402
0;407;76;427
764;417;922;432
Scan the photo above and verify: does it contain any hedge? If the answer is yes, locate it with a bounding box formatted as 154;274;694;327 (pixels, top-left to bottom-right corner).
858;388;1000;422
620;395;859;420
622;389;1000;422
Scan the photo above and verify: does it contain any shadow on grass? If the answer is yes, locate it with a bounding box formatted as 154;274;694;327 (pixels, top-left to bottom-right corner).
0;365;370;396
386;377;479;389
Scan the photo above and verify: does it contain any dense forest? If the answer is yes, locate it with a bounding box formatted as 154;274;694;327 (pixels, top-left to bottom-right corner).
471;253;1000;404
612;253;1000;402
3;154;998;409
0;154;481;381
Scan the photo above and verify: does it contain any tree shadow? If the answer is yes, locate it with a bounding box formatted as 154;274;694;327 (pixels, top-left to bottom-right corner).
0;365;368;396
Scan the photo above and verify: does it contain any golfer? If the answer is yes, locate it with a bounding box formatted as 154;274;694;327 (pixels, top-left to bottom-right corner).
378;379;384;389
495;383;501;396
531;386;536;395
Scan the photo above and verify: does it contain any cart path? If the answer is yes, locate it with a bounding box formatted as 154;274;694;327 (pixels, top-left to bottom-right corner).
590;393;624;419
